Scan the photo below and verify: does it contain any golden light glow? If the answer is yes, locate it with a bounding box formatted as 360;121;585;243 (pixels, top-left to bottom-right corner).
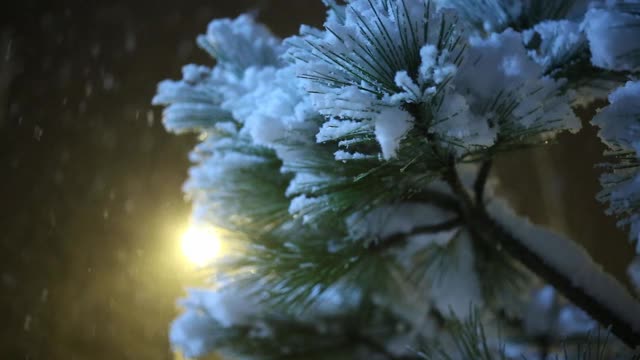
180;225;222;266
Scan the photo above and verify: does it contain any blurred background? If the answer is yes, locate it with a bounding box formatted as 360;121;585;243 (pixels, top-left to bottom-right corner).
0;0;634;359
0;1;325;359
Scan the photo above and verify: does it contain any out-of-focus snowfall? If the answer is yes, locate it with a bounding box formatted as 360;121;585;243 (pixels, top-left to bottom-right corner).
0;1;325;359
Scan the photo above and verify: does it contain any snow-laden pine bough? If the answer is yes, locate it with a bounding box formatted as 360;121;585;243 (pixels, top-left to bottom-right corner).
154;0;640;358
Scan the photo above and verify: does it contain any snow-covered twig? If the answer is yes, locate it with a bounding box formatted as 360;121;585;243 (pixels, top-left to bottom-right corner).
475;197;640;348
370;217;462;252
441;164;640;348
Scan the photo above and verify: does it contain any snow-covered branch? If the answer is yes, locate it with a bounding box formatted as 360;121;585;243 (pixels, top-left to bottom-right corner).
482;198;640;348
155;0;640;358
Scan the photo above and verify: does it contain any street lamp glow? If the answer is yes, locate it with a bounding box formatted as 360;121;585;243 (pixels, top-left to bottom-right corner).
181;225;221;266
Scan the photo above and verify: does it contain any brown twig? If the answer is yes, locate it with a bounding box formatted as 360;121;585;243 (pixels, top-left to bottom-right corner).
473;159;493;205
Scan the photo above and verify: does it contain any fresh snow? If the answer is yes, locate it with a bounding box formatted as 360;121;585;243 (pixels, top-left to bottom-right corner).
523;20;585;70
374;107;414;160
583;6;640;72
455;29;581;138
524;286;596;337
198;14;282;71
592;81;640;150
346;202;457;243
428;230;484;317
170;286;262;358
592;81;640;252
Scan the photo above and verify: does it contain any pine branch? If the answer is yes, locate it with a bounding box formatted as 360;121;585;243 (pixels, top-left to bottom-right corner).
441;163;640;348
162;4;640;358
442;157;473;213
369;217;462;252
472;209;640;348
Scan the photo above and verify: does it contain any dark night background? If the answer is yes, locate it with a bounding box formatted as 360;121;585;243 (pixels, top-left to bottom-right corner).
0;1;634;359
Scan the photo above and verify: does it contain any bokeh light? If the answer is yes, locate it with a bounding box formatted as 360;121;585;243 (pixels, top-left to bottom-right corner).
180;225;221;266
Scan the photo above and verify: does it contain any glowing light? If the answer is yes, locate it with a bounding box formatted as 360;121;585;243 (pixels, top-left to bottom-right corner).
181;225;221;266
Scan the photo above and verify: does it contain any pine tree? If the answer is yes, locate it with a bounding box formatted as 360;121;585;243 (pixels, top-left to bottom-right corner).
153;1;640;359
